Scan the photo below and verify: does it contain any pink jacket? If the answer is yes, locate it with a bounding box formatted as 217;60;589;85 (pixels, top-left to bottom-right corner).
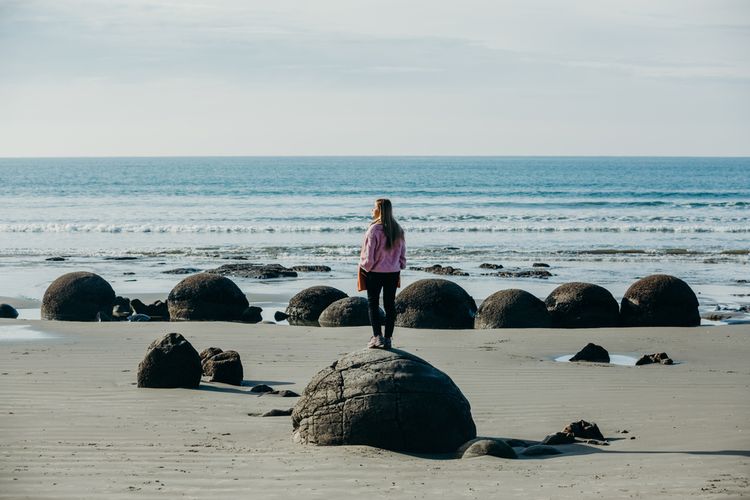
359;223;406;273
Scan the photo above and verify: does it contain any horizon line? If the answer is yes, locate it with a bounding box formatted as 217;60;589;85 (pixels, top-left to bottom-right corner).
1;154;749;160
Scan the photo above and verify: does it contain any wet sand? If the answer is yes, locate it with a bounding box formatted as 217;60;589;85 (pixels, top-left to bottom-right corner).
1;319;748;499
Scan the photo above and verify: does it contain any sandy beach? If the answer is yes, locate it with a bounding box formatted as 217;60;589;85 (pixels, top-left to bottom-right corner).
1;318;748;499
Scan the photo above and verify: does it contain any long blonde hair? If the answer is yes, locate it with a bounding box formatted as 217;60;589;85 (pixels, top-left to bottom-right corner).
374;198;404;249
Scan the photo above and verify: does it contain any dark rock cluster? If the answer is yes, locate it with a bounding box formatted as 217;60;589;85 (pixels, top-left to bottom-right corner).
410;264;469;276
199;347;244;385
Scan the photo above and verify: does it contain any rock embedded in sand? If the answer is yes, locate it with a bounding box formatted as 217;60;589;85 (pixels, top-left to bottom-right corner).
544;282;619;328
0;304;19;319
241;306;263;324
318;297;376;327
112;296;132;319
395;279;477;329
130;299;169;321
285;286;348;326
620;274;700;327
570;343;610;363
292;348;476;453
290;265;332;273
202;350;243;386
208;263;298;279
459;438;517;459
137;333;202;389
250;384;274;393
410;264;469;276
199;347;223;364
167;273;249;321
479;263;504;270
532;262;550;268
492;269;553;279
41;272;116;321
563;420;605;441
162;267;202;275
45;256;66;262
542;432;575;445
263;408;293;417
635;352;674;366
474;289;552;329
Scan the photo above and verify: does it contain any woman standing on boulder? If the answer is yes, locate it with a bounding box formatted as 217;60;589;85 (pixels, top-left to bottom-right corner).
359;198;406;349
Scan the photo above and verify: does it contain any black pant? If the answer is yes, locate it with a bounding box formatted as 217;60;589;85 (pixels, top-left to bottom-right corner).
365;271;399;338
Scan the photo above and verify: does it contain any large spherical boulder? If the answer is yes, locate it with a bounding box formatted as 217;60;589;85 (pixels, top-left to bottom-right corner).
395;279;477;329
620;274;700;327
292;348;476;453
319;297;374;327
41;272;116;321
167;273;249;321
285;286;347;326
0;304;19;319
544;282;619;328
475;289;552;329
137;333;202;388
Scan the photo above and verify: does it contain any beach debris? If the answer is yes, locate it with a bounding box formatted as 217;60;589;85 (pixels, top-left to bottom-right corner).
274;311;289;322
112;296;132;319
208;263;297;280
241;306;263;324
475;289;551;329
285;286;348;326
130;299;169;321
123;272;135;275
250;384;275;393
570;343;610;363
409;264;469;276
262;408;293;417
635;352;674;365
319;297;380;327
292;348;476;453
0;304;19;319
544;282;619;328
42;271;116;321
167;273;250;322
458;438;517;459
291;265;332;273
128;313;151;322
521;445;562;456
45;256;66;261
563;420;605;441
137;333;201;389
201;349;243;386
620;274;700;327
479;263;504;270
162;267;202;275
395;279;477;330
532;263;550;268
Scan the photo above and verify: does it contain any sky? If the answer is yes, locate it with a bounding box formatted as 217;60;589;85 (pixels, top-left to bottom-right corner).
0;0;748;156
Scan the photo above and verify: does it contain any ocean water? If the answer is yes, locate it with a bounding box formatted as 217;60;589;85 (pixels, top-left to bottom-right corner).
0;156;748;320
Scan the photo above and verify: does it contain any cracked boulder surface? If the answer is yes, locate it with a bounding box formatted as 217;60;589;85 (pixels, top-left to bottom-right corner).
292;348;476;453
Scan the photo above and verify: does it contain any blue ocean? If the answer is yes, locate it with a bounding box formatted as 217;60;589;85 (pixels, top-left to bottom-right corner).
0;156;748;321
